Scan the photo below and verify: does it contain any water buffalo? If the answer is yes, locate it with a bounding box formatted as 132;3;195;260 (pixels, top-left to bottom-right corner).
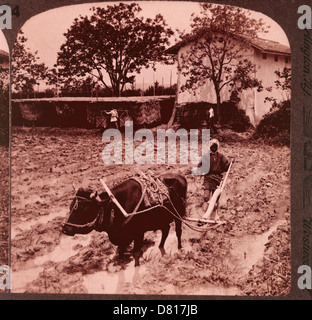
62;173;187;266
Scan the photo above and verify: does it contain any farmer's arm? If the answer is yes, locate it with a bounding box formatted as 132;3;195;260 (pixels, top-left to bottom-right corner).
221;154;231;172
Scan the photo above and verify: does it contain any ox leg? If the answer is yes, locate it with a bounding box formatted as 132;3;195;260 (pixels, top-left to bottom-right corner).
175;220;182;249
159;224;170;256
133;233;144;267
117;246;126;259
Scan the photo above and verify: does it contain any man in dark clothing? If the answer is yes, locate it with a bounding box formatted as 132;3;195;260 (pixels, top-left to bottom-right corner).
200;139;230;212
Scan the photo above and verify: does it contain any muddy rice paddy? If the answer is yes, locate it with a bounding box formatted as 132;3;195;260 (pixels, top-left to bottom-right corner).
10;126;290;296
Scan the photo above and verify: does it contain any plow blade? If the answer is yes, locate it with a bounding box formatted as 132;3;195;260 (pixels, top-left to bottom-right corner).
185;217;226;225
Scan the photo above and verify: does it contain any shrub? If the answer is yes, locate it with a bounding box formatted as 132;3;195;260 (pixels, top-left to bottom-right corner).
252;100;290;146
175;101;252;132
220;101;252;132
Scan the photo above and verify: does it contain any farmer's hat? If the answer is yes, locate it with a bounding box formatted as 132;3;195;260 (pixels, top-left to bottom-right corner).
210;138;220;148
210;139;220;154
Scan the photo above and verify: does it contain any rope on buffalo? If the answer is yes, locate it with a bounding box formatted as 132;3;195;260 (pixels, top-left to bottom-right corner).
124;190;218;233
100;175;223;233
63;196;101;229
157;180;219;233
138;176;220;233
162;194;220;233
119;203;207;233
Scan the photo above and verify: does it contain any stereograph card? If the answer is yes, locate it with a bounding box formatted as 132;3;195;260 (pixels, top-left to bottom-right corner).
0;0;311;306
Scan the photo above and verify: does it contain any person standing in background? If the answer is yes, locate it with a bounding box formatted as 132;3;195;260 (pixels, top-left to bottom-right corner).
208;106;215;133
105;108;119;129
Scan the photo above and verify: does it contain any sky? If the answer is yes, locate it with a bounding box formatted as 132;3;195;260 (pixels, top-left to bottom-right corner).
0;30;9;52
3;1;290;88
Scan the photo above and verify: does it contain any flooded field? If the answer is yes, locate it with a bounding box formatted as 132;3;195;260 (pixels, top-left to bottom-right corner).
10;127;290;296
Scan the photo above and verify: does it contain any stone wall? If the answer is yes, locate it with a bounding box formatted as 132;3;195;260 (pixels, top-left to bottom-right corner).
12;97;175;128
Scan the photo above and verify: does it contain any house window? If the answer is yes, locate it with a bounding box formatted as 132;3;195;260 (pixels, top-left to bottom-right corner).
274;55;279;62
262;53;267;59
285;56;290;64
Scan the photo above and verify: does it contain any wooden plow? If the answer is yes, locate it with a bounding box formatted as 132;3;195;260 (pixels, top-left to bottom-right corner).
185;161;233;226
98;162;233;230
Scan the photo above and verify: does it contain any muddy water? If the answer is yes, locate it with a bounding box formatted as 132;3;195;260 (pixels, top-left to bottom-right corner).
12;263;43;293
12;218;281;294
83;265;147;294
81;220;281;295
12;230;93;293
81;231;188;294
230;221;281;277
11;208;67;239
33;235;92;265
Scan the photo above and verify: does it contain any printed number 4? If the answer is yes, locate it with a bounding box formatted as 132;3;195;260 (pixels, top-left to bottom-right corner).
12;5;20;17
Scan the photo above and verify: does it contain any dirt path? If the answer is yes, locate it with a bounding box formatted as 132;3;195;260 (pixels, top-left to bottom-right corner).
10;127;290;295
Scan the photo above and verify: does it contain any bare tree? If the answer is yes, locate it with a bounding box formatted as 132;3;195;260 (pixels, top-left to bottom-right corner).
178;4;267;122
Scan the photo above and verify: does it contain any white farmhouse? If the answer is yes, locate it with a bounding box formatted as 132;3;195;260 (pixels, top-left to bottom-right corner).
167;36;291;125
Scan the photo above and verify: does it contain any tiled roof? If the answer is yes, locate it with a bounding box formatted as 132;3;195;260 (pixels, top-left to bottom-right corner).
248;37;290;55
166;33;291;56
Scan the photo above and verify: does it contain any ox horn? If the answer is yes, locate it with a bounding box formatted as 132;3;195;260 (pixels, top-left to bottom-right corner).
90;191;98;199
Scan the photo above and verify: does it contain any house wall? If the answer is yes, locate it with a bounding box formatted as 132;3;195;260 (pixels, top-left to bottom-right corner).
252;51;291;124
176;42;256;123
177;43;255;105
176;40;291;126
238;87;256;125
177;43;217;104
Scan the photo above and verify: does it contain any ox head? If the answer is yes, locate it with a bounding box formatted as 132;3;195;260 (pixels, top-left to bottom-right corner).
62;187;105;236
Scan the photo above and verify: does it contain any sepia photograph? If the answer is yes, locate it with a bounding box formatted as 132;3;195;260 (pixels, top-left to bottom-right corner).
8;1;291;296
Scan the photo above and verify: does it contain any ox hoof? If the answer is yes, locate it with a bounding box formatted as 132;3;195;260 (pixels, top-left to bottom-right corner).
133;250;142;267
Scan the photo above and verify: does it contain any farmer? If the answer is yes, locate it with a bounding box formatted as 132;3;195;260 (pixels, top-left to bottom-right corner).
105;108;119;129
199;138;231;213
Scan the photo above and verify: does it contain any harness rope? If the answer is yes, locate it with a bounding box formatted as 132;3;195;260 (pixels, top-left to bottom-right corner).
65;178;218;233
117;181;213;233
63;196;104;229
160;192;214;233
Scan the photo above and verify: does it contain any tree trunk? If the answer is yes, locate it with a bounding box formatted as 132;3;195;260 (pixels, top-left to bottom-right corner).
167;103;177;127
113;85;121;97
216;93;221;123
